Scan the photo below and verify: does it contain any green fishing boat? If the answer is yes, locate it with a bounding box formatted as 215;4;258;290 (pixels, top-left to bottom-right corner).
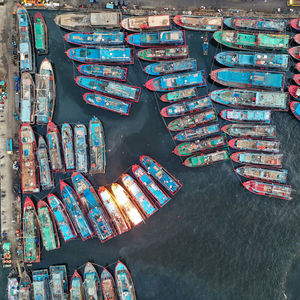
34;12;48;54
184;150;230;167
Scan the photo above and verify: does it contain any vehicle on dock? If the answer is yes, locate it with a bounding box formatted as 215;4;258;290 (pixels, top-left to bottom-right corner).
7;275;19;300
288;85;300;100
49;265;68;300
101;268;117;300
293;74;300;85
115;261;136;300
61;123;75;171
70;270;84;300
290;18;300;31
137;46;189;61
32;269;49;300
83;263;101;300
288;46;300;60
74;124;88;173
20;72;35;124
222;123;276;138
293;33;300;44
290;101;300;120
183;150;230;167
230;152;283;167
160;87;198;103
220;109;271;123
34;12;48;54
173;15;223;31
19;269;32;300
228;138;280;152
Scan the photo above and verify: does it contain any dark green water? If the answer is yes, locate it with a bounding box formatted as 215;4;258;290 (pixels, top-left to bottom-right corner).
1;11;300;299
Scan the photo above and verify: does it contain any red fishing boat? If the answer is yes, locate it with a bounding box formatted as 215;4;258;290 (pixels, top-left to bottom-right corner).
288;46;300;60
294;33;300;44
293;74;300;85
290;19;300;31
290;101;300;120
288;85;300;100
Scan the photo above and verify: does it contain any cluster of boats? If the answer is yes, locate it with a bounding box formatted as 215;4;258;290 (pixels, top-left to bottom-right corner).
7;261;136;300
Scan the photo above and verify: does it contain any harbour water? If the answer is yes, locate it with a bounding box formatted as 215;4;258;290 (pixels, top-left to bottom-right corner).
1;11;300;299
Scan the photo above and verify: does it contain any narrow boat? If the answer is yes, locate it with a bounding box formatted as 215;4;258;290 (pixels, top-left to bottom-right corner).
140;155;182;195
228;138;280;153
144;58;197;76
224;18;286;32
290;18;300;31
120;15;171;32
221;124;276;138
7;275;19;300
203;34;209;55
60;180;94;241
78;64;127;81
23;197;40;264
290;101;300;120
74;124;88;173
173;15;223;31
296;62;300;72
20;72;35;124
213;31;289;51
173;123;220;142
61;123;75;171
76;76;141;102
293;74;300;85
35;58;56;124
19;124;40;193
121;174;158;218
160;96;212;117
83;93;131;116
293;34;300;44
34;12;48;54
115;261;136;300
19;270;31;300
64;31;125;46
89;117;106;174
230;152;283;167
70;270;84;300
167;109;217;131
47;194;77;242
288;46;300;60
137;46;189;61
71;172;116;242
160;87;198;103
32;270;49;300
131;165;171;207
215;52;289;69
288;85;300;100
211;68;284;90
98;186;131;235
37;136;54;190
49;265;68;300
101;268;116;300
66;47;133;64
173;135;227;156
220;109;271;123
47;121;64;172
235;166;288;183
37;199;60;251
243;180;292;200
209;89;289;111
84;263;101;300
183;150;230;167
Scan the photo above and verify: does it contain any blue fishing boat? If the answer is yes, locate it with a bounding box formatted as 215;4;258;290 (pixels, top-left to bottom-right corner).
20;72;35;124
115;261;136;300
143;58;197;76
76;76;141;102
61;123;75;171
32;269;50;300
78;64;127;81
83;93;131;116
220;109;271;123
71;172;116;242
126;30;185;47
49;265;68;300
64;31;125;46
70;270;84;300
66;47;134;64
74;124;88;173
131;165;171;207
84;263;101;300
60;180;94;241
47;194;77;242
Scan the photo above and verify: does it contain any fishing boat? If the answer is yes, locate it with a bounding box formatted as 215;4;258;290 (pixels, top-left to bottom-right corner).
167;109;217;131
183;150;230;167
83;93;131;116
74;124;88;173
49;265;68;300
89;117;106;174
173;15;223;31
34;12;48;54
35;58;56;124
173;123;221;142
19;123;40;193
243;180;292;200
54;11;122;31
111;183;145;226
7;275;19;300
19;270;32;300
37;200;60;251
23;197;40;264
47;194;77;242
76;76;141;102
290;101;300;120
60;180;94;241
144;58;197;76
131;165;171;207
211;68;284;90
98;186;131;235
290;18;300;31
173;135;227;156
293;34;300;44
71;172;116;242
47;121;64;172
120;15;170;32
32;269;49;300
209;89;289;111
228;138;280;153
160;96;212;117
37;137;54;190
137;46;189;61
20;72;35;124
70;270;84;300
296;62;300;72
293;74;300;85
78;64;127;81
213;31;289;51
64;31;125;46
288;85;300;100
145;70;206;92
65;47;134;64
83;263;101;300
222;123;276;138
140;155;182;195
215;52;289;69
160;87;198;103
101;268;117;300
224;18;286;32
288;46;300;60
235;166;288;183
61;123;75;171
220;109;271;123
230;152;283;167
115;261;136;300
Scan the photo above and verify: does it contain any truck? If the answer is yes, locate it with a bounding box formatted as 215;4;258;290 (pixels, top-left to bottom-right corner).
287;0;300;5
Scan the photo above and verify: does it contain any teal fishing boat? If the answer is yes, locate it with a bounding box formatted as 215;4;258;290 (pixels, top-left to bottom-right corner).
83;263;101;300
220;109;271;123
34;12;48;54
61;123;75;171
74;124;88;173
231;152;283;167
160;87;198;103
32;269;49;300
70;270;84;300
20;72;35;124
224;18;286;31
184;149;230;167
49;265;68;300
115;261;136;300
